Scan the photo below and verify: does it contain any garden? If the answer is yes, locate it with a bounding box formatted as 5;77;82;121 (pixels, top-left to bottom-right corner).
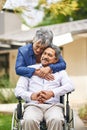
0;75;17;104
0;75;16;130
78;105;87;127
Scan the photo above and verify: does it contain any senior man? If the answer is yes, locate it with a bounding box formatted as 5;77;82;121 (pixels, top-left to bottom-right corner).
15;45;74;130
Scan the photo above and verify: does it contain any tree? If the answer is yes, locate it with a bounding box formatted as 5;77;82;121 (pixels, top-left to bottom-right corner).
72;0;87;20
3;0;78;27
36;0;78;26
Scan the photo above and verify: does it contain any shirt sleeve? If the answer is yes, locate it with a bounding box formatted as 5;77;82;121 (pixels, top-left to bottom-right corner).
15;48;35;78
49;55;66;73
14;76;33;102
52;71;74;97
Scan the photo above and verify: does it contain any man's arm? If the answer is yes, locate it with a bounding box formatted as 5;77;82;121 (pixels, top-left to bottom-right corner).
31;91;54;103
15;77;33;102
51;71;74;97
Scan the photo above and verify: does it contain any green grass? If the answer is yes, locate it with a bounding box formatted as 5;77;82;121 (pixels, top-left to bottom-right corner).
0;112;12;130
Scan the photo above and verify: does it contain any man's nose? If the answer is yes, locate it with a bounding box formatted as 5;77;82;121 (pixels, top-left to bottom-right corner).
43;54;48;58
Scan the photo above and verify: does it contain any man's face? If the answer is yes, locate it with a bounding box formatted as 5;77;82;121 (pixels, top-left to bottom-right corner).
33;39;48;55
41;47;58;66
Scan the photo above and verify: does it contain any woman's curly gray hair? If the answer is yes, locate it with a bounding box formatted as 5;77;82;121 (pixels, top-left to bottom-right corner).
33;28;53;46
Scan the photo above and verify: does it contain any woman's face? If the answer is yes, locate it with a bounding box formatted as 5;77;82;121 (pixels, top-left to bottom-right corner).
33;39;48;55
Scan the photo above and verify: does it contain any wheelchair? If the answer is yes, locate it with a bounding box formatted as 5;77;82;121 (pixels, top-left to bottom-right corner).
11;92;75;130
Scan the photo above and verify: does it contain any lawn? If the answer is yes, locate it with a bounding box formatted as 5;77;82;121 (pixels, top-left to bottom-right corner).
0;112;12;130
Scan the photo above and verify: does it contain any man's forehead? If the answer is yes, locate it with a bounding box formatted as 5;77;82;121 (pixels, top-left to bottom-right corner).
44;47;55;55
44;47;54;52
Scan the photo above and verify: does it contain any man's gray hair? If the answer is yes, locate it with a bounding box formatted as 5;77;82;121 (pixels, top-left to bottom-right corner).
50;44;61;59
33;28;53;45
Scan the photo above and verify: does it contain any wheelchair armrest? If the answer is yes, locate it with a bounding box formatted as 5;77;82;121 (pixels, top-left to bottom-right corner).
66;89;74;95
17;96;22;101
60;90;74;104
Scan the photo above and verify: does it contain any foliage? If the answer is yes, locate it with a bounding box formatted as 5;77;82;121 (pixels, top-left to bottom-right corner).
36;13;70;27
78;104;87;120
38;0;78;17
0;113;12;130
37;0;87;26
0;75;17;103
10;0;78;27
1;0;87;27
34;0;78;26
0;90;17;103
0;75;10;88
71;0;87;20
0;75;15;88
47;1;77;16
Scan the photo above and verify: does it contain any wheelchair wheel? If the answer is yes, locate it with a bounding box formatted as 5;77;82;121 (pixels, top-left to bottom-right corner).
69;109;75;130
67;109;75;130
63;109;75;130
11;108;22;130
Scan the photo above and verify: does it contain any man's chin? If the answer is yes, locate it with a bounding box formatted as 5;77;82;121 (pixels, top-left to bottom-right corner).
42;62;48;67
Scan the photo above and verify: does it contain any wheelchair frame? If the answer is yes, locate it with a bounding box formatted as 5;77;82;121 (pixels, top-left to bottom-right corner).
11;92;75;130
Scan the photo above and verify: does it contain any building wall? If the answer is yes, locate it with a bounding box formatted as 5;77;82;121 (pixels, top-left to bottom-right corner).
63;38;87;108
63;38;87;75
9;49;19;85
0;12;21;34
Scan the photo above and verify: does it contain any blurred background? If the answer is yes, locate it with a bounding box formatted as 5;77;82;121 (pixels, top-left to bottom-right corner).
0;0;87;129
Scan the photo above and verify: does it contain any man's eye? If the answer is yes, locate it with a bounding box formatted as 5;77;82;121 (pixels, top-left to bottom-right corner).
48;54;52;57
43;52;46;55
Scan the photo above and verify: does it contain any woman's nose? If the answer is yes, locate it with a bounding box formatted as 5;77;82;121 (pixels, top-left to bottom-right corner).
37;48;41;52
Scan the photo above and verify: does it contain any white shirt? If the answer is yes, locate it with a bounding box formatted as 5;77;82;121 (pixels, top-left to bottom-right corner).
15;64;74;104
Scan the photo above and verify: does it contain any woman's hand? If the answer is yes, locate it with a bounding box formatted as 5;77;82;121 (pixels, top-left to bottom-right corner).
34;67;54;80
40;67;54;80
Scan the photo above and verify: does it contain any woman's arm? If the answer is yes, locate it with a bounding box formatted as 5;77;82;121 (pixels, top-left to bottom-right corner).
49;55;66;73
15;47;36;78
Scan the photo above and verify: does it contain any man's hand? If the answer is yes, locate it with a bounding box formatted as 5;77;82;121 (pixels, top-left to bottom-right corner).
31;92;40;101
31;92;45;103
39;90;54;103
31;90;54;103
